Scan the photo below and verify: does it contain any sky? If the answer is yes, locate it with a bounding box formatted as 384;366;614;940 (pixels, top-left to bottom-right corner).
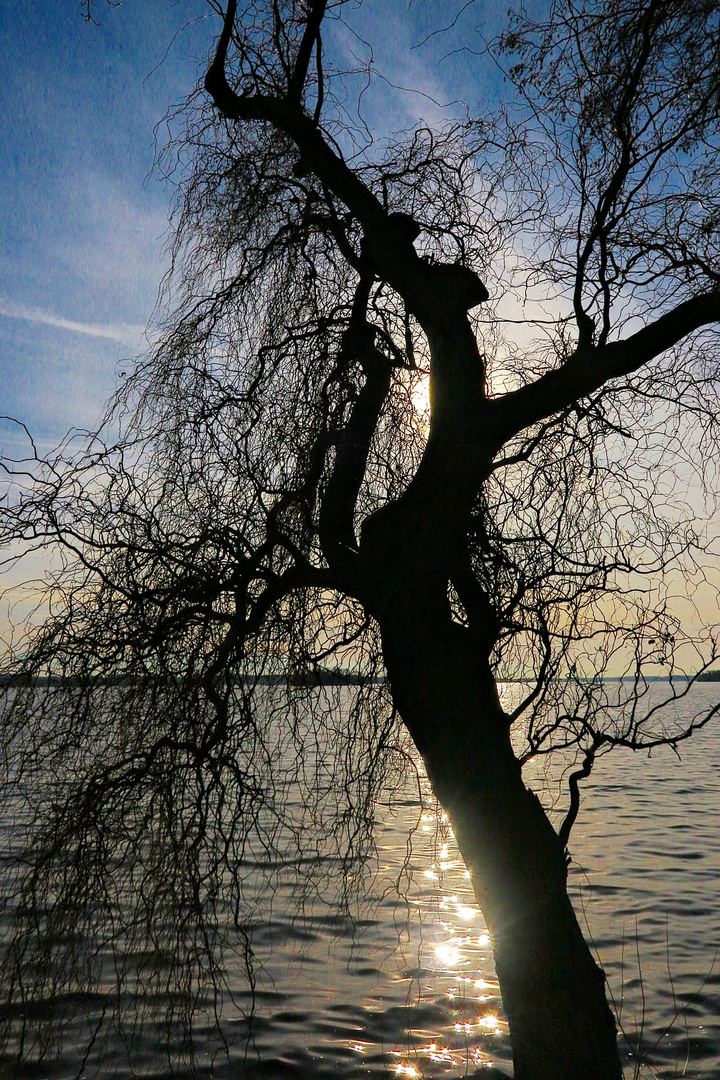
0;2;717;664
0;2;215;453
0;0;526;642
0;1;520;457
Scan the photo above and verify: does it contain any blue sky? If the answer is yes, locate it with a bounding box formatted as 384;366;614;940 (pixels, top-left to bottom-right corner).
2;3;715;659
0;1;514;456
0;2;215;452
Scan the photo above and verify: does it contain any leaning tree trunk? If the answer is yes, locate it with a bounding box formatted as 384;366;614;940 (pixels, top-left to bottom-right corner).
377;611;623;1080
358;471;624;1080
344;290;625;1078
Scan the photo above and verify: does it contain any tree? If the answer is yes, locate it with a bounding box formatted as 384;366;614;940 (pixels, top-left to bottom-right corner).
2;1;720;1077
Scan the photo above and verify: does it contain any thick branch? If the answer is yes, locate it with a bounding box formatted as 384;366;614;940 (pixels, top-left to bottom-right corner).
494;291;720;444
319;273;393;591
205;16;384;227
558;741;602;850
288;0;328;101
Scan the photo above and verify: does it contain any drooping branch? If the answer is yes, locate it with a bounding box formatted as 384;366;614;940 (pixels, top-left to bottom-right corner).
203;4;488;331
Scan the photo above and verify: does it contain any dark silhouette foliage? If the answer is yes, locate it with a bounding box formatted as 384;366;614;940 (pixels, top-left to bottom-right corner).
2;1;720;1077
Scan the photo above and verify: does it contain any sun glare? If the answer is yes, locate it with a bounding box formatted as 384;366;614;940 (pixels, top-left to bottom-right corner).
434;940;464;967
411;374;431;415
393;1064;419;1078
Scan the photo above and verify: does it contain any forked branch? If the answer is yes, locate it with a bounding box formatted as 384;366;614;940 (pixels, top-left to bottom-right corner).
495;291;720;445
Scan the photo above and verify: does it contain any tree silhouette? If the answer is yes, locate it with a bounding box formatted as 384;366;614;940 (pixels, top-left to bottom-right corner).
2;2;720;1078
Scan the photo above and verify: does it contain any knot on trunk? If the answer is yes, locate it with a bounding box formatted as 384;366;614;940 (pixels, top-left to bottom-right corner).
387;211;422;244
429;261;489;312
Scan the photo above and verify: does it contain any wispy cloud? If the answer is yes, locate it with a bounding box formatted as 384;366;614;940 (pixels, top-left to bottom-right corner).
0;298;145;347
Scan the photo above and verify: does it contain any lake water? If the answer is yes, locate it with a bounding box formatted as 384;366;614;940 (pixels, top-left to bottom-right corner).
1;683;719;1078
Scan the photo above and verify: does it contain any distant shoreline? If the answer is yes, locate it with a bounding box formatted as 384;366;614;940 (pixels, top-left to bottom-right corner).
2;672;720;687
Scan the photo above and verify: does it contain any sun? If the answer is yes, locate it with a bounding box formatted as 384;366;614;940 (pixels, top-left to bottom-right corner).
411;373;431;416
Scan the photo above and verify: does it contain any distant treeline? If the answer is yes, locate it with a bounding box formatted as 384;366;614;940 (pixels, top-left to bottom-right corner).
2;671;719;688
0;670;384;688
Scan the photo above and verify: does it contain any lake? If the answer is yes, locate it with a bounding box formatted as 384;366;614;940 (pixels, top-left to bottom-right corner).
1;682;719;1078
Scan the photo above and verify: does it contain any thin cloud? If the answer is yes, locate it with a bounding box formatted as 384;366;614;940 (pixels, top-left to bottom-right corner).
0;297;145;347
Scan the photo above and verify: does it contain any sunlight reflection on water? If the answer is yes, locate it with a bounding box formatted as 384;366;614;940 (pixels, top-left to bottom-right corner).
1;683;719;1078
338;765;511;1077
220;732;516;1079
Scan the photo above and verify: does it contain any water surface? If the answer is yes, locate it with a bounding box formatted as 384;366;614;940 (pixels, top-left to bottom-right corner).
1;683;719;1078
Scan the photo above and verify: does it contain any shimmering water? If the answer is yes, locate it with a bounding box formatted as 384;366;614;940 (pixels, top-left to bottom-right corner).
559;695;720;1080
2;684;719;1078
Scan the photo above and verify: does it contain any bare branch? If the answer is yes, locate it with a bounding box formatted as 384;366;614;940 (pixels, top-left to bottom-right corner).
495;291;720;443
288;0;328;102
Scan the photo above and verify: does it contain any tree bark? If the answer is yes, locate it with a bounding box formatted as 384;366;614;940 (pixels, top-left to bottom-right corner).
360;531;623;1079
390;637;621;1079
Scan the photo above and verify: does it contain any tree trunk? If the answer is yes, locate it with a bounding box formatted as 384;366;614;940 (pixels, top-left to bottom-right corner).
354;311;624;1078
427;735;622;1080
372;598;623;1080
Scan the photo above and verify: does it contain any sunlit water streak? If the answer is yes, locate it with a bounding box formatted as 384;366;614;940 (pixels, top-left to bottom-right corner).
1;684;719;1078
